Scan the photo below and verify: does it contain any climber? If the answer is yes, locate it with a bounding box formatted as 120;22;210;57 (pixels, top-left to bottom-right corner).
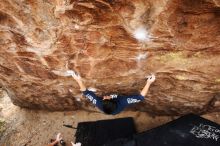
70;71;155;115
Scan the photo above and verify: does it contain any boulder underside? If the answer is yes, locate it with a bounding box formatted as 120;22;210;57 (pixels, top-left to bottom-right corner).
0;0;220;115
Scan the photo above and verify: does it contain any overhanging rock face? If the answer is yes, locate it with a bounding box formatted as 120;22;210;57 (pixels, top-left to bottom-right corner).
0;0;220;115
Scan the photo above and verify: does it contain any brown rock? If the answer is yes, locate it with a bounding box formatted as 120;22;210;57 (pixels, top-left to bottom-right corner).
0;0;220;115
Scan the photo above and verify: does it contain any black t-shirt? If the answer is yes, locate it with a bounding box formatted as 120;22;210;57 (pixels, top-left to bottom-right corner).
83;89;144;115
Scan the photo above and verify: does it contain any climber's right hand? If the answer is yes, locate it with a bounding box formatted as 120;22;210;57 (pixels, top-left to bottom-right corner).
147;74;156;84
67;70;81;80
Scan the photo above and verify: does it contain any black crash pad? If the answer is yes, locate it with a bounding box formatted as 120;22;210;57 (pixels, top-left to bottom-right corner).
105;114;220;146
74;117;136;146
103;138;135;146
135;114;220;146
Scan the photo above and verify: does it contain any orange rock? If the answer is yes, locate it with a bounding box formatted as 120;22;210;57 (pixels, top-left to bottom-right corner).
0;0;220;115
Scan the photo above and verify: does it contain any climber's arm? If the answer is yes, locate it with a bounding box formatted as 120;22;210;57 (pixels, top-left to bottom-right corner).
71;71;103;110
75;79;86;91
140;74;156;97
82;89;103;111
71;71;86;91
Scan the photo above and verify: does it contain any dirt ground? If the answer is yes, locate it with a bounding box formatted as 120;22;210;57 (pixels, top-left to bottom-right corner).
0;90;220;146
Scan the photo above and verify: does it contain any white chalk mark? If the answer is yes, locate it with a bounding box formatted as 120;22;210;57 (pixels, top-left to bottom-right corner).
133;27;151;42
135;53;147;61
54;4;73;17
74;24;80;29
76;98;81;102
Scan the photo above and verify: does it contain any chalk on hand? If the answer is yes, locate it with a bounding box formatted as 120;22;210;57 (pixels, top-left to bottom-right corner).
67;70;81;79
52;70;81;79
52;70;72;77
145;74;156;79
66;70;75;76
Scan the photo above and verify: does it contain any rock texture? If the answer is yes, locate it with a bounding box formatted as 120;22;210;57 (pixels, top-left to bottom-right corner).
0;0;220;115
